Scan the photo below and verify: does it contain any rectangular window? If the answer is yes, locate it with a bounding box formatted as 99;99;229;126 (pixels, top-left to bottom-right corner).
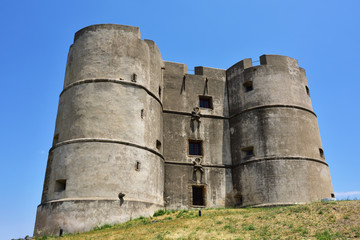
192;186;205;206
242;146;254;158
243;81;253;92
189;140;202;156
55;179;66;192
199;96;213;109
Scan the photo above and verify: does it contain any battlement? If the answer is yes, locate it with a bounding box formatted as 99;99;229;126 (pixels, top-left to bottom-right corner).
228;58;253;71
194;66;225;77
164;61;227;78
228;55;299;72
260;54;299;69
74;24;141;43
226;55;301;82
164;61;188;75
35;24;333;236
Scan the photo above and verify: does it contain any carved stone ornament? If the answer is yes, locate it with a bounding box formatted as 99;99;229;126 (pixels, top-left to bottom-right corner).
193;158;204;184
191;107;201;123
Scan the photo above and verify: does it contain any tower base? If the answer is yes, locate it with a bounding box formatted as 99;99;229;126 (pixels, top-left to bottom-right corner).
34;199;162;236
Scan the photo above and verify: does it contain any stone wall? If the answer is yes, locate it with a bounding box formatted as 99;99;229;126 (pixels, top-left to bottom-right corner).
228;55;333;206
162;61;235;209
34;24;334;236
35;24;164;236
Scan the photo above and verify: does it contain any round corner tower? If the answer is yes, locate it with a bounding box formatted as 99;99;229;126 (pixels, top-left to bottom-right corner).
227;54;334;207
34;24;164;235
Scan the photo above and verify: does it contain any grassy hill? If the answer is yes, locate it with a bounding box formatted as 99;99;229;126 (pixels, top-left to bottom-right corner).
35;200;360;240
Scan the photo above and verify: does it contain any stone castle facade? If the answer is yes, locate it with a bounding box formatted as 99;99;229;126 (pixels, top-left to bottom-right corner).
34;24;334;235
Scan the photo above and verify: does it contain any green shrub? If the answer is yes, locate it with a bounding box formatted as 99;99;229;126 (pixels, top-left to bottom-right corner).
93;223;112;231
248;225;255;231
224;224;236;233
290;206;310;213
242;223;255;231
315;230;332;240
153;209;167;217
175;209;189;218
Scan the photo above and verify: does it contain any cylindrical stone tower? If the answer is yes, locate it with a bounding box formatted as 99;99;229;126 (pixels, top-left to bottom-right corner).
34;24;164;235
227;55;333;207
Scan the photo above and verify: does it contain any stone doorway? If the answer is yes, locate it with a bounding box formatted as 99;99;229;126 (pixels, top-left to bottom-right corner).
192;185;205;206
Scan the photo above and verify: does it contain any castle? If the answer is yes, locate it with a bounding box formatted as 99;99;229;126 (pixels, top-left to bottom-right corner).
34;24;334;236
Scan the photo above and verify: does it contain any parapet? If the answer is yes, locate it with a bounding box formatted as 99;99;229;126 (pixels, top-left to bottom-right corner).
164;61;188;75
194;66;226;80
260;54;299;69
226;55;301;80
74;24;141;43
226;58;253;79
228;58;253;71
228;55;299;72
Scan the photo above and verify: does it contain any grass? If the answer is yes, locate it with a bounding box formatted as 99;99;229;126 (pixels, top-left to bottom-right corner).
33;200;360;240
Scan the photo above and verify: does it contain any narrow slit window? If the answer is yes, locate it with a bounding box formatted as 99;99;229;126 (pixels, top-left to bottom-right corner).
199;96;213;109
319;148;324;158
305;86;310;96
159;86;161;97
55;179;66;192
189;140;202;156
192;186;205;206
136;161;140;171
141;109;144;119
131;73;137;82
156;140;161;150
243;81;253;92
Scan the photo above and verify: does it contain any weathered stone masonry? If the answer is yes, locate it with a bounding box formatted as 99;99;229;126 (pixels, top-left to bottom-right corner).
34;24;334;236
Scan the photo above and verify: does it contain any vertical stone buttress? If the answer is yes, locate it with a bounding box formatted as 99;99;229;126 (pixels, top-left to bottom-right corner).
227;55;334;206
34;24;164;235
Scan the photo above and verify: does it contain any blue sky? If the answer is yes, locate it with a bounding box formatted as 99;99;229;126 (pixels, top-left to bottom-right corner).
1;0;359;239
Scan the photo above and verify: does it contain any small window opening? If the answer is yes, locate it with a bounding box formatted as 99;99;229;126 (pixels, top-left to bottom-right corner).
189;140;202;156
156;140;161;150
305;86;310;96
131;73;137;82
234;194;243;206
141;109;144;119
199;96;213;109
319;148;324;158
192;186;205;206
242;146;254;158
55;179;66;192
243;81;253;92
331;193;335;198
53;134;59;145
135;161;141;171
159;86;161;97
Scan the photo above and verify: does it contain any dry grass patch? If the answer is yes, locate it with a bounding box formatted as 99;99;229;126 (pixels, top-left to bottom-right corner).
34;200;360;240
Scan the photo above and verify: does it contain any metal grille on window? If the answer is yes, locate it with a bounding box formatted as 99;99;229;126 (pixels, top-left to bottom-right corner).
189;141;202;155
199;96;212;109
